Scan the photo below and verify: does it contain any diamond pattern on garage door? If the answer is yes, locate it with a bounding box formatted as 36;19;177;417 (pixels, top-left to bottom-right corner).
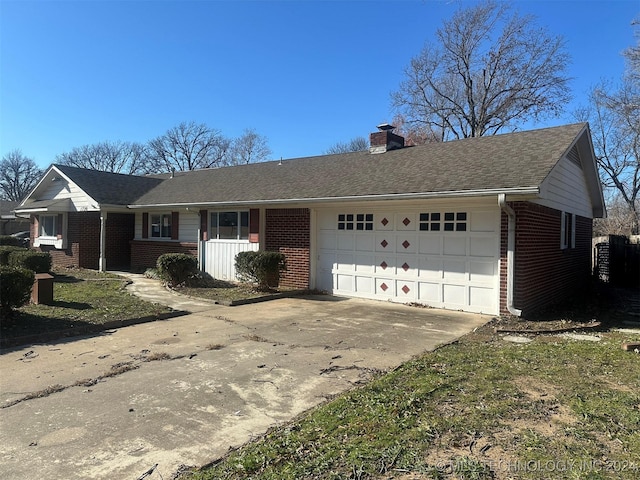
317;209;500;314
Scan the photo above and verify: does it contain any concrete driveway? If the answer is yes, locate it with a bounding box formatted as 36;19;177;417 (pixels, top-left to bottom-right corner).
0;279;490;480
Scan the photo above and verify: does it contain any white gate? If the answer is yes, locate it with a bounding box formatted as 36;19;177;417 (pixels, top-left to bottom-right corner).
202;241;259;281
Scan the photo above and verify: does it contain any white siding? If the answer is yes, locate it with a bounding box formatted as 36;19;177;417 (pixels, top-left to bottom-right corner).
39;177;96;211
536;155;593;218
178;211;199;242
203;241;259;280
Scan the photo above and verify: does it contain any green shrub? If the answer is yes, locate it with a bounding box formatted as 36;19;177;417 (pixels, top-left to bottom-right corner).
156;253;198;287
0;267;35;317
0;246;26;266
235;250;286;289
0;235;23;247
8;250;52;273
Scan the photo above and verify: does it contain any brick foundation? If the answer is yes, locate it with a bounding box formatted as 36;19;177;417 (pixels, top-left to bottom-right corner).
500;202;593;317
130;240;198;271
33;212;101;269
264;208;310;288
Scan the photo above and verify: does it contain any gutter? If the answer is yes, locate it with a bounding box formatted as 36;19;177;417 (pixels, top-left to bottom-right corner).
127;186;540;209
498;194;522;317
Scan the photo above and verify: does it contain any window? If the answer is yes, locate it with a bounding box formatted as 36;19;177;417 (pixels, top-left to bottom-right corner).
561;212;575;249
40;214;58;237
210;211;249;240
150;213;172;238
420;212;466;232
338;213;373;231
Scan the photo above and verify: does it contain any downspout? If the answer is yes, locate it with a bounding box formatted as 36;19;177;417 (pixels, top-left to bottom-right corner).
498;194;522;317
98;211;107;272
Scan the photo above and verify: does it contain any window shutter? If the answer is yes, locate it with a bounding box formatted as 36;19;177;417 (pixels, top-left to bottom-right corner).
200;210;208;241
171;211;179;240
571;214;576;248
142;213;149;239
56;214;63;239
249;208;259;243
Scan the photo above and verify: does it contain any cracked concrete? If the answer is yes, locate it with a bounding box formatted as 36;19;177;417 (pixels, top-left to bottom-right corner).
0;273;490;480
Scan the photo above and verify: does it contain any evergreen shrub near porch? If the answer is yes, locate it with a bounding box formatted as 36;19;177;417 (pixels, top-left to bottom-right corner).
0;267;35;317
235;251;286;290
156;253;199;287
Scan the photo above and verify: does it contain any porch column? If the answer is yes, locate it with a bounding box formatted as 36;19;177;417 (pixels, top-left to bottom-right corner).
99;211;107;272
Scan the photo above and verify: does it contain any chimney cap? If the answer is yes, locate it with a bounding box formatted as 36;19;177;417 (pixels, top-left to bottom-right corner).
376;123;396;132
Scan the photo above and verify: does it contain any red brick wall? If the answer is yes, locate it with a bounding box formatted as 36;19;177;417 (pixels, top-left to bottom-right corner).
32;212;101;269
500;202;593;317
130;240;198;271
265;208;310;288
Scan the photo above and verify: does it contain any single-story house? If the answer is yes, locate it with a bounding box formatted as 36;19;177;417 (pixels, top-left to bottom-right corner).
16;122;605;317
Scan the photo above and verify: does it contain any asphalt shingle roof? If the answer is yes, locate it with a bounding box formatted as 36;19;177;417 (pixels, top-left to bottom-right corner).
54;165;165;205
48;123;587;208
131;123;587;206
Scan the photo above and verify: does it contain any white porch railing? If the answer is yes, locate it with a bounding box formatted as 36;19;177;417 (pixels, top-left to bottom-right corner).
202;240;259;280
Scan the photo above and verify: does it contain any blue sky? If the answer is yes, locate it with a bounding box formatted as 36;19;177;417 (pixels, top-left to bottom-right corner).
1;0;638;170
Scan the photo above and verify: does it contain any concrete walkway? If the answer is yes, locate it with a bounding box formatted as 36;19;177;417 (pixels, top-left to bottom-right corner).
0;273;490;480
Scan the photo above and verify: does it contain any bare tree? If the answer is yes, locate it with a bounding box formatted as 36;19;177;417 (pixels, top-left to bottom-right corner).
392;0;571;141
227;128;272;165
56;140;149;175
0;150;43;201
147;121;231;172
391;114;441;146
324;136;369;154
578;19;639;234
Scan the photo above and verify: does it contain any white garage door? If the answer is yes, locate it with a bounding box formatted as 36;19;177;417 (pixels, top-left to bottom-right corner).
316;207;500;314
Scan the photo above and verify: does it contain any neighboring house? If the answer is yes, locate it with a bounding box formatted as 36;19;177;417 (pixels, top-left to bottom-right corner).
0;200;30;236
16;123;605;317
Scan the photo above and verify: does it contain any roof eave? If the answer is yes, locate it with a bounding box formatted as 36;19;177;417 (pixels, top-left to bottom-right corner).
127;187;541;209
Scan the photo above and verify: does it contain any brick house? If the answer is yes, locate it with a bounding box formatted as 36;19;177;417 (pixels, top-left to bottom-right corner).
16;123;605;317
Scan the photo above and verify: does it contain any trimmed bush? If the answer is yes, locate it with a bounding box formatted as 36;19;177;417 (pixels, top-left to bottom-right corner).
0;267;35;317
8;250;52;273
156;253;198;287
0;246;26;266
235;250;286;289
0;235;23;247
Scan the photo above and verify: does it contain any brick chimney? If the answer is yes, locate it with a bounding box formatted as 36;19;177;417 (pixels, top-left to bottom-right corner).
369;123;405;154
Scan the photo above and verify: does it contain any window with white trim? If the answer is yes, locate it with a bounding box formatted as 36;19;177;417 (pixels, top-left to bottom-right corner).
210;211;249;240
338;213;373;231
561;212;575;249
40;214;59;237
151;213;172;238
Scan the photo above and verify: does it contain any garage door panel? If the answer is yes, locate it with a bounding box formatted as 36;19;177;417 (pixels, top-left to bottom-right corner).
376;278;394;296
419;257;442;278
419;236;442;254
337;274;354;292
317;208;499;314
395;235;416;253
444;237;466;256
375;235;395;252
469;261;495;282
396;280;416;300
470;286;494;309
443;284;466;306
396;214;416;231
355;276;374;294
355;234;374;251
337;235;354;250
470;211;498;232
355;254;374;273
319;232;336;249
470;237;497;257
418;282;440;304
442;259;466;280
337;254;354;271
